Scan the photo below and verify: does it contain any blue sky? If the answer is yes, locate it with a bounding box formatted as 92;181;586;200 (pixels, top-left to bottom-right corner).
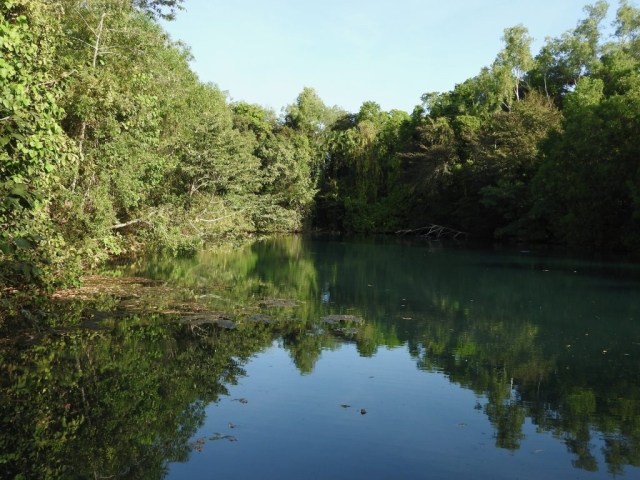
162;0;617;114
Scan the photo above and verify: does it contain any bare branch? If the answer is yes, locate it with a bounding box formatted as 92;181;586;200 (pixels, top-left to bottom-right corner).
92;13;107;70
110;218;146;230
74;8;98;37
195;210;244;223
110;210;160;230
68;36;96;49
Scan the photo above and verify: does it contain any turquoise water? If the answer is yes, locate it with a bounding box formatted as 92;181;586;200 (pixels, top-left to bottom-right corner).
2;236;640;479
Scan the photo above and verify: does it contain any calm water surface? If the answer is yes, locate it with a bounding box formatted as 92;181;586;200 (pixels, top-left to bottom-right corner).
2;236;640;479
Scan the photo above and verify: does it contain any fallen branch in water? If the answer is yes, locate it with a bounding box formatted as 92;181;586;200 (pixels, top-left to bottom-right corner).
396;223;468;239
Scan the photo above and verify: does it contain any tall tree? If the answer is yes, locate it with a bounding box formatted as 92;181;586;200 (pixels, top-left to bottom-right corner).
529;1;609;103
494;25;534;109
533;75;640;250
0;0;78;286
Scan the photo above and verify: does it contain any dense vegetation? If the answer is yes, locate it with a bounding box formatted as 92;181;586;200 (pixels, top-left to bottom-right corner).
2;0;640;295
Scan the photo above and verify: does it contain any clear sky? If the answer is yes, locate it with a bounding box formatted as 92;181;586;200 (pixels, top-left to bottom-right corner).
161;0;617;114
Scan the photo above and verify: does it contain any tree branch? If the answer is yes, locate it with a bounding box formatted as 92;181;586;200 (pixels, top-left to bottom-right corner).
74;8;98;37
195;210;244;223
110;218;146;230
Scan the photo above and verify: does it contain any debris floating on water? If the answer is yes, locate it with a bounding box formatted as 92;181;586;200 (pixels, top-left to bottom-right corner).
320;315;363;324
210;433;238;442
259;298;300;308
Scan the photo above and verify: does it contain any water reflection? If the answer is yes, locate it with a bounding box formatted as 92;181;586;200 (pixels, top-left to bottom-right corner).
1;235;639;478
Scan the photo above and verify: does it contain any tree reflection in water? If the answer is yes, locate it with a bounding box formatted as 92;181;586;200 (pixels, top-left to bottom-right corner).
1;235;639;477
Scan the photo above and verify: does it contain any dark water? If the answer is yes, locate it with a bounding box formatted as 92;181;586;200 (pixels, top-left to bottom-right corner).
2;236;640;479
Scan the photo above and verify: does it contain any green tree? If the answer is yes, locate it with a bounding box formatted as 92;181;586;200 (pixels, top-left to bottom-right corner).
494;25;534;109
0;0;79;287
533;74;640;250
233;102;318;231
316;102;412;232
529;1;609;104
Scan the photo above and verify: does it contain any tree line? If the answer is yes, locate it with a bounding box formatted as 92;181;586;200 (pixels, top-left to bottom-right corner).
2;0;640;293
317;0;640;252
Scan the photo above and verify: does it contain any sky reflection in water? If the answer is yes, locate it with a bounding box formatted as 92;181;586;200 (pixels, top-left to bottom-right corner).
2;236;640;479
168;343;615;480
161;236;640;479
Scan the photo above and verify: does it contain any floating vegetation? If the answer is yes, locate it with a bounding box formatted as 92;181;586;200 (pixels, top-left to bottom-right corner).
188;438;207;452
247;314;273;323
47;276;248;330
259;298;300;308
178;313;237;329
42;276;366;346
51;275;168;302
210;433;238;442
321;315;363;324
334;327;358;336
198;294;222;300
247;314;304;325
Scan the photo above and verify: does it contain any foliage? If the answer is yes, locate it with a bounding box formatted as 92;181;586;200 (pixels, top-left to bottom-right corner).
232;102;318;232
0;319;274;478
0;0;79;288
312;0;640;253
316;103;413;232
5;0;640;305
1;1;332;298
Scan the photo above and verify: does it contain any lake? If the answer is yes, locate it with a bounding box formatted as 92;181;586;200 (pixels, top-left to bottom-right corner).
2;235;640;479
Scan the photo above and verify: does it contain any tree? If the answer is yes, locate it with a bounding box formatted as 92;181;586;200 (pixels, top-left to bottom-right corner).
233;102;318;231
494;25;534;108
132;0;185;20
533;76;640;250
529;1;609;104
0;0;78;287
315;102;412;232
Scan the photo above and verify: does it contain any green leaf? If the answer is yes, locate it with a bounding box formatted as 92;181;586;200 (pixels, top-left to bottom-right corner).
0;240;15;254
14;236;34;249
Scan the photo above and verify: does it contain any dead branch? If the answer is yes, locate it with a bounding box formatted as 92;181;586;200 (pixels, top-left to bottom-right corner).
195;210;244;223
110;219;146;230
